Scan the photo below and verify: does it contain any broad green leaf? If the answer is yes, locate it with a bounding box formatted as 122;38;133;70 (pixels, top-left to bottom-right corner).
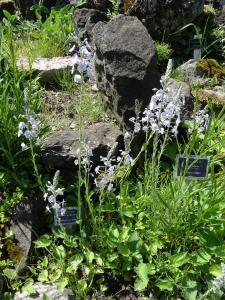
57;278;68;290
192;248;211;266
3;268;17;279
135;263;149;282
134;263;155;291
134;278;148;291
156;279;174;291
34;235;51;248
38;270;48;282
128;231;139;252
121;206;134;218
86;251;94;264
54;245;66;260
209;264;222;276
22;279;36;294
170;252;189;268
182;280;198;300
49;269;62;282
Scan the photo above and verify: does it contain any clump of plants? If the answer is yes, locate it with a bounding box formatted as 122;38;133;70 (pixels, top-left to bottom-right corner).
0;4;225;300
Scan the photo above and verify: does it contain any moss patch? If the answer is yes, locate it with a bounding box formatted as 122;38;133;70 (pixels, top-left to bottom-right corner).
5;239;24;264
124;0;134;12
196;59;225;79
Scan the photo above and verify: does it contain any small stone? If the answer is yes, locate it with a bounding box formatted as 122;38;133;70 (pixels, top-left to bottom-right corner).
69;122;76;129
91;83;99;91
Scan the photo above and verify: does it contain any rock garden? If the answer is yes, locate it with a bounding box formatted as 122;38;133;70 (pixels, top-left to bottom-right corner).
0;0;225;299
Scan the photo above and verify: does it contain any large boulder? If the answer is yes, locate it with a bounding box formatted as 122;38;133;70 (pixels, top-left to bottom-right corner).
93;15;161;132
175;59;225;106
125;0;205;40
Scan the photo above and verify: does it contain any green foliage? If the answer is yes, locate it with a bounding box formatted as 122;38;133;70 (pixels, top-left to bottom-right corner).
155;41;173;62
13;5;74;60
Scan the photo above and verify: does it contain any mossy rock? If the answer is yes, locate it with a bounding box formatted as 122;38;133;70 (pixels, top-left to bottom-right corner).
196;59;225;79
5;239;24;264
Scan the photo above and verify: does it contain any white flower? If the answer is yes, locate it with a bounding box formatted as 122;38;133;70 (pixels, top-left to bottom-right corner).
188;106;209;134
74;74;82;84
21;142;28;151
71;260;78;269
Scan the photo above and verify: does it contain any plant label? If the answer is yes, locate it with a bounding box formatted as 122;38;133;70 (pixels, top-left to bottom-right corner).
190;35;206;60
176;155;209;179
54;207;77;226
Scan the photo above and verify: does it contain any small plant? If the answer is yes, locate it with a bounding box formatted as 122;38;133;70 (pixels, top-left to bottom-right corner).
155;41;173;62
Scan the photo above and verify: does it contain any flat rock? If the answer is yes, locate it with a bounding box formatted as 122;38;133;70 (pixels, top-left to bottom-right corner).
17;56;78;84
13;282;75;300
42;122;123;171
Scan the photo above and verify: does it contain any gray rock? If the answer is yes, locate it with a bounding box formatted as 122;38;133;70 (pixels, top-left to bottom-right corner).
93;15;161;132
42;122;123;171
9;197;47;272
194;86;225;106
0;0;15;20
127;0;205;40
175;60;225;106
17;56;77;85
13;282;75;300
11;199;32;271
75;8;108;40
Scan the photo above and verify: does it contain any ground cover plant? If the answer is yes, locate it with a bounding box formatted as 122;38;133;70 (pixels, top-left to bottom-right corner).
0;1;225;300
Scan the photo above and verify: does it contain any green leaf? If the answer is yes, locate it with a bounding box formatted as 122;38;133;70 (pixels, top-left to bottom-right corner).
86;251;94;264
38;270;48;282
182;280;198;300
134;263;155;291
135;263;149;282
156;279;174;291
57;278;68;290
49;269;62;282
3;268;17;279
209;264;222;276
34;235;51;248
170;252;189;268
22;279;36;294
121;206;134;218
128;231;139;252
134;278;148;291
42;293;50;300
192;248;211;266
54;245;66;260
